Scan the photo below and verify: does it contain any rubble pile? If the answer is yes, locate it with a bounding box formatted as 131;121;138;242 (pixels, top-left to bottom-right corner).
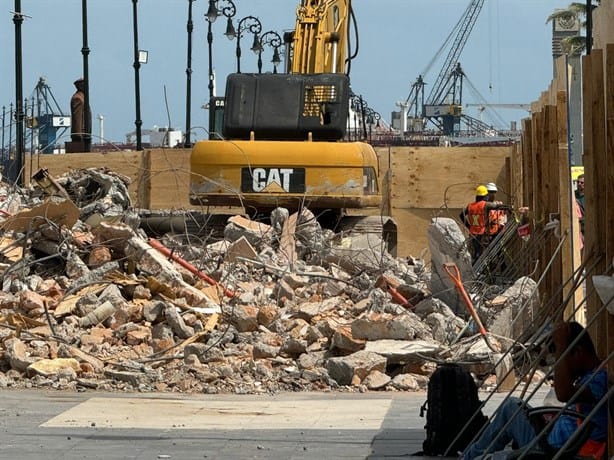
0;168;537;394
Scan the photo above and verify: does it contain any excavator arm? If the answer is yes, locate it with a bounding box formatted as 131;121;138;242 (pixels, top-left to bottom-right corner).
291;0;350;74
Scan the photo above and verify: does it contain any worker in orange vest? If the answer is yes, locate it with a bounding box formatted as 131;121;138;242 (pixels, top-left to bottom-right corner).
460;185;510;264
485;182;508;238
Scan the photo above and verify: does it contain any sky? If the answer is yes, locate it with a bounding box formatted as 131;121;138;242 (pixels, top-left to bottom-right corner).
0;0;571;145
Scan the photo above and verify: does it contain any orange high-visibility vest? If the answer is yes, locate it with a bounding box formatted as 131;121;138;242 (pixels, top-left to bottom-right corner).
467;201;487;235
488;209;506;235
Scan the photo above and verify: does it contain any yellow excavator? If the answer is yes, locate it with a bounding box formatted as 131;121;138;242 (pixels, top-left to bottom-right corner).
190;0;396;254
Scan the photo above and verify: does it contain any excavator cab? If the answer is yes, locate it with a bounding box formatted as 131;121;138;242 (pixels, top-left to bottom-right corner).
207;97;225;140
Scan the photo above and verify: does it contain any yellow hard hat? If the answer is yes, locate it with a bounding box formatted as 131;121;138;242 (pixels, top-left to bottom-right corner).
476;185;488;197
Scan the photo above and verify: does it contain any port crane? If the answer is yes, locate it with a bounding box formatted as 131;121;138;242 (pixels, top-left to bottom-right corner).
32;77;70;153
401;0;485;136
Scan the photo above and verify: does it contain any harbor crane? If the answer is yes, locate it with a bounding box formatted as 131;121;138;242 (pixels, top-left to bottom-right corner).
402;0;485;135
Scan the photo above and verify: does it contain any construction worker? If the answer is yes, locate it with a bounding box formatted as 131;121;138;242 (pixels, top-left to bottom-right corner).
485;182;507;238
460;185;510;264
575;174;585;237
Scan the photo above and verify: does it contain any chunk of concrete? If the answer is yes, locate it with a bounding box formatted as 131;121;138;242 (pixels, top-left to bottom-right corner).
326;350;387;385
428;217;473;314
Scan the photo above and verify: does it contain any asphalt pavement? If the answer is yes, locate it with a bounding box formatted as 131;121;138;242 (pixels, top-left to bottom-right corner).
0;389;515;460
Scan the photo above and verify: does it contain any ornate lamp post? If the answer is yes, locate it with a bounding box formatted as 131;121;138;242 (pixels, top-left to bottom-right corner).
183;0;195;147
365;107;381;143
81;0;91;152
350;93;365;141
11;2;25;185
257;30;282;74
205;0;236;99
226;16;262;73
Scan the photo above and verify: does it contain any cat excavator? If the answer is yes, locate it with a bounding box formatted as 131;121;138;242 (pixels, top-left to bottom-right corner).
189;0;397;254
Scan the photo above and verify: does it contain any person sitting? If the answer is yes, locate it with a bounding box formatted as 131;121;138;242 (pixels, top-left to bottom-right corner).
461;321;608;459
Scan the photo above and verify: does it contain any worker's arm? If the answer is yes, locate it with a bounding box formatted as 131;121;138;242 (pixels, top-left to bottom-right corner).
485;202;511;212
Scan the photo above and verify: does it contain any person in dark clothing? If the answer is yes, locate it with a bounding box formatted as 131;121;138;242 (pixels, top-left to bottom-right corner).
70;77;91;143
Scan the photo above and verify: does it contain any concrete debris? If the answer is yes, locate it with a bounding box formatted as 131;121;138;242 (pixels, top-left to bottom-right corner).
427;217;473;314
0;168;541;394
483;276;538;342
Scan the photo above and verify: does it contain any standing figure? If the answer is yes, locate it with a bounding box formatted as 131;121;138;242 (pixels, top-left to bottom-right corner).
575;174;585;236
460;185;509;264
70;78;91;144
485;182;508;238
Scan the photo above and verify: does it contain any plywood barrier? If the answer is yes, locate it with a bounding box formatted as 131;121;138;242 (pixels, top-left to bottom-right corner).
519;3;614;447
24;150;143;201
375;146;511;257
24;146;512;258
24;148;194;210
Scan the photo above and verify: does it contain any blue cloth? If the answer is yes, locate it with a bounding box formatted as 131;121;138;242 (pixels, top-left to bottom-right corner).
547;368;608;448
462;397;536;460
462;368;608;460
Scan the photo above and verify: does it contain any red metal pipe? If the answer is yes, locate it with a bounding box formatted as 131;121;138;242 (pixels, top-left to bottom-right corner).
148;238;235;298
443;262;487;335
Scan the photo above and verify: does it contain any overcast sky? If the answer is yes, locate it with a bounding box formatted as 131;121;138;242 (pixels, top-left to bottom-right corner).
1;0;570;144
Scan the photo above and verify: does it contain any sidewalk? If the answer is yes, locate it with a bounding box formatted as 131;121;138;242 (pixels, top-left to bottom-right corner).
0;388;533;460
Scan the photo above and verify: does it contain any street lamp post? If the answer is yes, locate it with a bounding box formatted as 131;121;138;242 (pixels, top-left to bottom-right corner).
365;108;381;143
11;2;25;185
350;93;361;141
226;16;262;73
81;0;91;152
131;0;143;151
184;0;195;147
257;30;282;74
206;0;236;100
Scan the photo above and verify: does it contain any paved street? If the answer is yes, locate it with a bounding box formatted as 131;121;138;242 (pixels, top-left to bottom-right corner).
0;389;515;460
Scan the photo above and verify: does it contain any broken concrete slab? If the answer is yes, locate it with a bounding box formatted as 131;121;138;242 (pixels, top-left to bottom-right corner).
26;358;81;377
326;350;387;386
351;312;432;341
364;339;441;364
428;217;473;315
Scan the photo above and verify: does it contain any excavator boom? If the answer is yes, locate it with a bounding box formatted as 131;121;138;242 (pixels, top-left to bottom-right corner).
291;0;350;74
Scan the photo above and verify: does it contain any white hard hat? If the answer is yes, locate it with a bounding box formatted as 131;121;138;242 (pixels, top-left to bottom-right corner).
486;182;498;192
